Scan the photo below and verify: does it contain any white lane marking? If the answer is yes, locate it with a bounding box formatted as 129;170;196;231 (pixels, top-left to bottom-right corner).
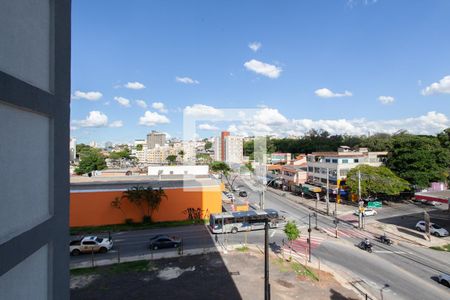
373;250;407;254
270;230;276;238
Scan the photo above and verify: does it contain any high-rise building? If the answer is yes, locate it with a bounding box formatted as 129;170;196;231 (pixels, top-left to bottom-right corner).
147;131;166;149
69;138;77;161
213;132;243;163
220;131;230;161
224;135;244;164
0;1;70;299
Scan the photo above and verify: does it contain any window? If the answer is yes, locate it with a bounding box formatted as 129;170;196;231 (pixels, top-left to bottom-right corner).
82;241;96;246
342;159;348;163
325;158;330;163
332;159;338;163
354;159;359;163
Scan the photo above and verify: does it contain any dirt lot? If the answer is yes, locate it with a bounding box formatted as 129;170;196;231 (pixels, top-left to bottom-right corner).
71;250;359;300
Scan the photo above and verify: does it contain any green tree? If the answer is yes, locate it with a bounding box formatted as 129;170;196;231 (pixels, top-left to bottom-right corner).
346;165;410;198
204;141;213;150
109;148;131;159
122;185;167;223
75;149;106;175
437;128;450;149
136;144;143;151
386;134;450;188
284;221;300;258
358;133;392;151
166;155;178;165
210;161;238;190
178;150;185;161
196;153;212;164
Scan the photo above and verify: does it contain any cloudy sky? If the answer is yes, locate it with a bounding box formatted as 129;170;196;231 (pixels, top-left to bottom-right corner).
71;0;450;144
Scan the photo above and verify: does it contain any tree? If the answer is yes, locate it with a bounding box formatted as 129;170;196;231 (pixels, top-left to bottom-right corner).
136;144;143;151
178;150;185;161
122;185;167;223
166;155;178;165
386;134;450;188
346;165;410;198
75;149;106;175
284;221;300;259
109;148;131;159
196;153;212;164
437;128;450;149
358;133;392;151
204;140;213;150
210;161;238;190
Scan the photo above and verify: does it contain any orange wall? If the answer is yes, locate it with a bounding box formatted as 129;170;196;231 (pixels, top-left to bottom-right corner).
70;187;222;227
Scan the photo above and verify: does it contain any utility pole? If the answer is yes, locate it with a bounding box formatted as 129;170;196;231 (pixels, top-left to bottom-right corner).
358;170;362;229
264;220;271;300
334;211;339;238
308;214;312;262
313;212;318;230
326;168;330;215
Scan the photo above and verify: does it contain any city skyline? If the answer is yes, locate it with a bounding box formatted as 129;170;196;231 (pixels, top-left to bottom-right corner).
71;0;450;144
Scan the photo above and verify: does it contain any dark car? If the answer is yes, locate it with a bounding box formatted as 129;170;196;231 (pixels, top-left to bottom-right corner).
239;191;248;197
149;235;181;250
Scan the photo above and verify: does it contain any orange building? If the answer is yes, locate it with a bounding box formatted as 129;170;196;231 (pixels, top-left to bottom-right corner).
70;176;222;227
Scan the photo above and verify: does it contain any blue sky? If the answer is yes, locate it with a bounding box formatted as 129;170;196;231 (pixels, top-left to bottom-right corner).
71;0;450;145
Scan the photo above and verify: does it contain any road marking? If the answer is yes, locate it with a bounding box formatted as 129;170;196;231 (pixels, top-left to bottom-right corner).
270;230;276;238
373;250;407;254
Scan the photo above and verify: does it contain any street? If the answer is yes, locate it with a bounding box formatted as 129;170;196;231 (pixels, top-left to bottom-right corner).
71;179;450;299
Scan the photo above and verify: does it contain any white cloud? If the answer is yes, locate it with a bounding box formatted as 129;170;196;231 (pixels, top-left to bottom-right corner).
184;104;224;118
253;108;288;125
71;90;103;101
198;123;219;131
72;111;109;128
248;42;262;52
378;96;395;104
135;99;147;109
109;120;124;128
139;111;170;126
114;96;131;107
421;75;450;95
152;102;168;113
175;76;199;84
124;81;145;90
226;107;449;137
244;59;282;79
315;88;352;98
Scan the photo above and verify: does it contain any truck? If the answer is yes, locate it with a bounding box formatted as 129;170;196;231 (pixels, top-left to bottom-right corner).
70;236;113;256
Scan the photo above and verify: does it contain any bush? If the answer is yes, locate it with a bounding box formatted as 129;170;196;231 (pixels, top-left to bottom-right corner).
125;218;134;225
142;216;152;224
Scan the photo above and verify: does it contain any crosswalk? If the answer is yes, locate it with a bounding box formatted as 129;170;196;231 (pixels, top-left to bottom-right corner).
282;236;325;258
320;226;375;240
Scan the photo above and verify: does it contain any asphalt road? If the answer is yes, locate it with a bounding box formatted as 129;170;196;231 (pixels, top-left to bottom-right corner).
71;178;450;299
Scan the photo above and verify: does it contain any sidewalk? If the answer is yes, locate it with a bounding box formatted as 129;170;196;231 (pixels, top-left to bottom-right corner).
268;187;356;217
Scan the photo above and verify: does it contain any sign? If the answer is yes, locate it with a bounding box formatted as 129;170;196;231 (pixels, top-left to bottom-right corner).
367;201;382;208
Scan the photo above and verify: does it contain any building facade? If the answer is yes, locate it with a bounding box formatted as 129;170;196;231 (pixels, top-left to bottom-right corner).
224;135;244;164
70;138;77;161
0;1;71;299
147;131;166;149
306;147;388;186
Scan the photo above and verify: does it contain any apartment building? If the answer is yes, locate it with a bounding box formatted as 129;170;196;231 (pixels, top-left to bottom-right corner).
224;135;244;164
69;138;77;161
0;1;71;299
270;152;292;164
147;131;166;149
306;146;387;186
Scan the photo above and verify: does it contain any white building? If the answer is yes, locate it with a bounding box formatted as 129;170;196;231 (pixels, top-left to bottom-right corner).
224;135;243;164
213;136;222;161
69;138;76;161
148;165;209;176
306;147;388;187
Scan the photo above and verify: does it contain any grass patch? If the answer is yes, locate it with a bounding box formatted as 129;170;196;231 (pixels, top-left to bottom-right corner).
291;262;319;281
430;244;450;252
236;245;249;252
70;219;208;235
71;260;152;276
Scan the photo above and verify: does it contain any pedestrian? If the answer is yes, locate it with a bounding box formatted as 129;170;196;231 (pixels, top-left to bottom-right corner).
215;234;218;243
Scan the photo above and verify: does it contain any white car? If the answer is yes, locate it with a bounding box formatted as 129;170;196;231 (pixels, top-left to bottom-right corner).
353;208;377;216
70;236;113;256
415;221;449;237
438;273;450;288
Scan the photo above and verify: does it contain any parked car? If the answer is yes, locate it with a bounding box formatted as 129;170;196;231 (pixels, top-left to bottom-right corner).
353;208;378;216
415;221;449;237
421;200;441;206
239;191;248;197
438;273;450;288
70;236;113;256
149;235;181;250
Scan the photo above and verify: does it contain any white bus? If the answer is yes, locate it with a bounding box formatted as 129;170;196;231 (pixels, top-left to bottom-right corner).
209;209;280;234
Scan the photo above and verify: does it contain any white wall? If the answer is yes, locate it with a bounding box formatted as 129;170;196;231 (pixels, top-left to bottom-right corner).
148;165;209;176
0;103;50;244
0;0;51;92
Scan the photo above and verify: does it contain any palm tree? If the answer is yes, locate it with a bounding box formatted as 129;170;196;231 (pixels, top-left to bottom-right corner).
122;185;145;217
143;187;167;221
122;185;167;223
